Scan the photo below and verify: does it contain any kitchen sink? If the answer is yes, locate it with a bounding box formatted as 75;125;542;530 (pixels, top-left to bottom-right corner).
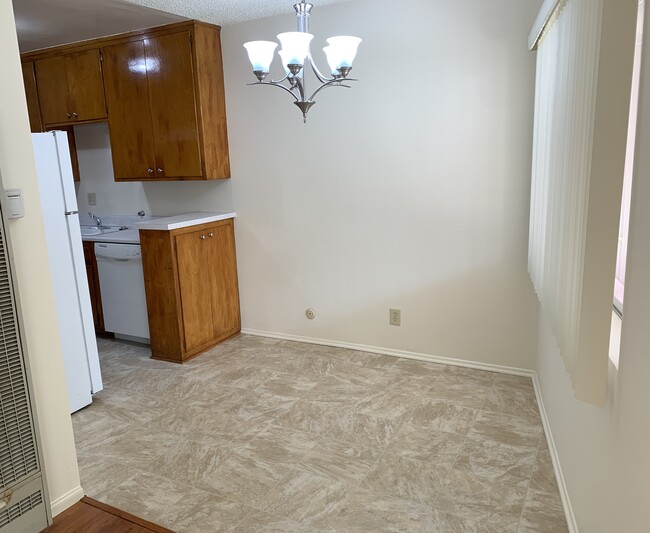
80;226;122;236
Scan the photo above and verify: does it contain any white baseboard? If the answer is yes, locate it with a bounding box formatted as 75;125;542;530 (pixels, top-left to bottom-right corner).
241;328;534;377
532;373;578;533
50;485;84;517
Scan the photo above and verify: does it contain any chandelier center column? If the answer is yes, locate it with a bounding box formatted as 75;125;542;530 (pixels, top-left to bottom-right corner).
295;1;313;33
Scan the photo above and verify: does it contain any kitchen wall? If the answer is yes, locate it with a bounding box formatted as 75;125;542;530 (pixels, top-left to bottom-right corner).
0;0;82;516
74;122;234;216
536;1;650;531
74;0;541;370
221;0;541;369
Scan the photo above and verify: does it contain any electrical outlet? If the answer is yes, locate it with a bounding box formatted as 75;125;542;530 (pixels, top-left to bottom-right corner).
390;308;401;326
87;193;97;206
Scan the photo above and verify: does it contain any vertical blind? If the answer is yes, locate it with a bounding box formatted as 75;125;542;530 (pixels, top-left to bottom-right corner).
529;0;637;403
529;0;602;375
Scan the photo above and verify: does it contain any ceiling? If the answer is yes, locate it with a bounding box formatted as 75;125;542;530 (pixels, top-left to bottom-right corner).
13;0;186;51
122;0;350;26
13;0;352;52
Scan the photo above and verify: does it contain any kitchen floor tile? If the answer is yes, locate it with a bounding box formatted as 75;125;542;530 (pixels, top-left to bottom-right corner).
384;423;465;464
144;439;231;489
529;436;560;495
101;471;192;528
76;452;135;500
435;469;527;532
296;438;381;484
409;399;478;435
196;449;291;504
231;510;321;532
258;469;352;529
453;435;537;487
329;489;432;533
469;411;542;448
483;380;541;424
326;410;405;450
237;425;322;468
73;335;565;533
518;489;569;532
166;488;251;533
360;453;449;505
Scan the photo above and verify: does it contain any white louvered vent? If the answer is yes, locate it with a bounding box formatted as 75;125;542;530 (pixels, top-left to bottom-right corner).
0;491;42;528
0;220;39;491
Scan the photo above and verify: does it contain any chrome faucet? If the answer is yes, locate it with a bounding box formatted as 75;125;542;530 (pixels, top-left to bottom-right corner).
88;212;102;227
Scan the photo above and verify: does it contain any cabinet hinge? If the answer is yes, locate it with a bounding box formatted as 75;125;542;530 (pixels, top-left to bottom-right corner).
99;50;103;63
189;33;193;46
201;160;204;173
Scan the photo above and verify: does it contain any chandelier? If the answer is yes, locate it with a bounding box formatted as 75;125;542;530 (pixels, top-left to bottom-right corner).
243;1;362;123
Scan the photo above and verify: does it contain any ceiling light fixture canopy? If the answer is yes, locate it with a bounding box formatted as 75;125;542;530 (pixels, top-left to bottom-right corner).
243;0;362;122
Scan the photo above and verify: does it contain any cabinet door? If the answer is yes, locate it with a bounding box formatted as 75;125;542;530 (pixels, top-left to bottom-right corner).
35;50;106;125
208;222;241;336
66;49;107;122
103;40;157;180
145;31;202;178
21;62;43;132
175;229;214;352
34;55;72;125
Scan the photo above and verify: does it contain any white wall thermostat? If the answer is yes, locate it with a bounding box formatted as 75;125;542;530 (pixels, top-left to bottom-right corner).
5;188;24;219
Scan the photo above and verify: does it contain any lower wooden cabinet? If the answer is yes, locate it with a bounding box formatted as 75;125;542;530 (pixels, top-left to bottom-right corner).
140;219;240;362
82;241;106;334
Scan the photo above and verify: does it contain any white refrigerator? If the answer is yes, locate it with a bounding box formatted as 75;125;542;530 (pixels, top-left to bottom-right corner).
31;131;102;413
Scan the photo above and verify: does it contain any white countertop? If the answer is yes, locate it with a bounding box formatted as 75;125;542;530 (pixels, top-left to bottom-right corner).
136;211;236;231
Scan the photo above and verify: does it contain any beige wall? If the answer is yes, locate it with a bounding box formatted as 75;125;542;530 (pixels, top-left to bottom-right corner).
0;0;81;517
222;0;541;369
73;122;234;217
536;1;650;531
76;0;542;370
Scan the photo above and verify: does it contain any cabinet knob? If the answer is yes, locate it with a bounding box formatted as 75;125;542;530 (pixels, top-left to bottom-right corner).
200;235;206;240
147;168;154;175
73;112;79;119
208;232;214;238
157;168;164;175
66;112;71;118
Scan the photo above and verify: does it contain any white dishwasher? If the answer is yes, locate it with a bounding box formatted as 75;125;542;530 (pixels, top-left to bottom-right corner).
95;242;150;343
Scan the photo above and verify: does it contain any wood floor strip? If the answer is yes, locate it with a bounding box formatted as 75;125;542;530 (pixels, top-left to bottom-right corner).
42;497;174;533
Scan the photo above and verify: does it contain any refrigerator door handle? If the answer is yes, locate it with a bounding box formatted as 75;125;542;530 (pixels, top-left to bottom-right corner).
64;211;79;216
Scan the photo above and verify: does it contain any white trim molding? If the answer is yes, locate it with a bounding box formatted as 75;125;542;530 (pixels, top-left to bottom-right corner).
50;485;84;517
529;0;562;50
241;328;534;377
531;373;578;532
241;328;577;530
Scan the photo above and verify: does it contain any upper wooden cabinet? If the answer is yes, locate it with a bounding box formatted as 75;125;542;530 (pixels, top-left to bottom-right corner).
21;20;230;182
102;23;229;180
21;62;43;132
21;61;81;181
101;40;157;180
102;31;203;180
34;49;107;126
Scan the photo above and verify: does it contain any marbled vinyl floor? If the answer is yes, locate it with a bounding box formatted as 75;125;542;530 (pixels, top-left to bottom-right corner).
73;335;568;533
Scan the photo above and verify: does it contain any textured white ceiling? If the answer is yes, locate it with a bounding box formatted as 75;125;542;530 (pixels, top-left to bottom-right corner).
14;0;186;51
122;0;352;26
14;0;352;52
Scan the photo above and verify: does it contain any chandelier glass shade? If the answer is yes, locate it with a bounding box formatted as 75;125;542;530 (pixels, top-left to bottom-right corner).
243;1;362;122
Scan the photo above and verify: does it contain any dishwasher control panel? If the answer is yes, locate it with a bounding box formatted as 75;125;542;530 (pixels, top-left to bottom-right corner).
95;243;142;260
